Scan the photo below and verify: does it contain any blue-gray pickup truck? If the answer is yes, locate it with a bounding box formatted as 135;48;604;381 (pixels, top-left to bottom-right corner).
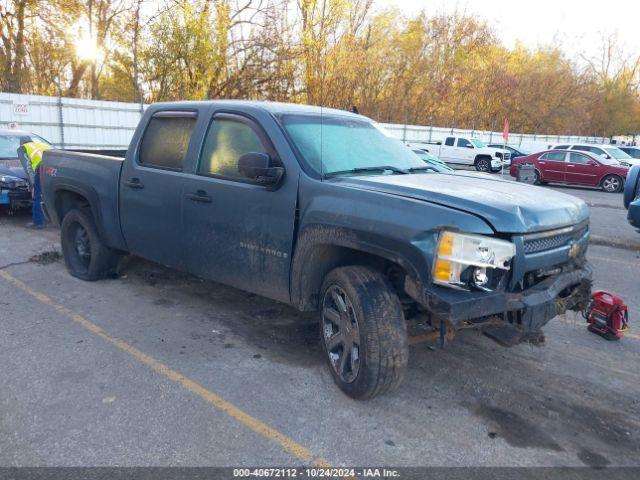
41;101;592;399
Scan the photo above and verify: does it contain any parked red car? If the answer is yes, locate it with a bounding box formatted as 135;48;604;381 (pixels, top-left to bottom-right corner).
510;150;629;192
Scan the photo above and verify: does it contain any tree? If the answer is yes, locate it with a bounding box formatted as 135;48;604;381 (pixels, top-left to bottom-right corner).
0;0;36;92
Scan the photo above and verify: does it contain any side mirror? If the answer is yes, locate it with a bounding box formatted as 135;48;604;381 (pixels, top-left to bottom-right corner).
238;152;284;185
588;161;598;166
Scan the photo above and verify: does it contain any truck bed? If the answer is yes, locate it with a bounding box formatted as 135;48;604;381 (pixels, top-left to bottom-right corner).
41;150;127;251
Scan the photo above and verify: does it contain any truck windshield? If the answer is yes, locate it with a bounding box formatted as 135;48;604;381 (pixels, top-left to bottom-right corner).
471;139;487;148
280;114;426;176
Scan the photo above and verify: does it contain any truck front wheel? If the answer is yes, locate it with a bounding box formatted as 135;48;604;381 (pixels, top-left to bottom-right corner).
60;208;120;281
475;157;491;173
320;266;408;399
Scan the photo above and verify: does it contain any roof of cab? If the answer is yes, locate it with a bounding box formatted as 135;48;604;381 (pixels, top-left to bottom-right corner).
149;100;364;119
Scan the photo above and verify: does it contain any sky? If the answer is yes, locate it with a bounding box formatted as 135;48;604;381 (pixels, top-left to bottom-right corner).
378;0;640;60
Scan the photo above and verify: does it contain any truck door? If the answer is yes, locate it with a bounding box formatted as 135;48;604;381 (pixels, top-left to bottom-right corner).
456;137;475;165
180;112;298;303
119;110;198;269
439;137;456;162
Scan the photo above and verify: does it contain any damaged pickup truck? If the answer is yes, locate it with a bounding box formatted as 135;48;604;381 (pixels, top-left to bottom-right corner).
41;101;592;399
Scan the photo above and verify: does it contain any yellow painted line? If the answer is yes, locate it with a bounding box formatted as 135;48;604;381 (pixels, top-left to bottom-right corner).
0;270;330;467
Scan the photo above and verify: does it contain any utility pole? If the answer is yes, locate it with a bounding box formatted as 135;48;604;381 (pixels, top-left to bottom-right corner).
55;75;65;149
132;0;142;113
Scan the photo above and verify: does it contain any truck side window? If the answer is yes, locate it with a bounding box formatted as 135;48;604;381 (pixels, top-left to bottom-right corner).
457;138;471;148
138;114;197;170
573;145;596;154
444;137;455;146
198;117;269;180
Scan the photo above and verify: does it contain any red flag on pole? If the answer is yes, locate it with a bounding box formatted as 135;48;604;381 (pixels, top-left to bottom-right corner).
503;118;509;142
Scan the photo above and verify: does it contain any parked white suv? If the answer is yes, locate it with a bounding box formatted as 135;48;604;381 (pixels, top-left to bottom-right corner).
553;143;640;167
421;136;508;172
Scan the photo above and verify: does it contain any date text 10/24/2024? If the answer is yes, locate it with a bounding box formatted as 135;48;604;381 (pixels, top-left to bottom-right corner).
233;468;400;478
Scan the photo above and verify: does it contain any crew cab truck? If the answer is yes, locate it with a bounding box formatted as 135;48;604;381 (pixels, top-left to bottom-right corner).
42;101;592;399
431;136;510;172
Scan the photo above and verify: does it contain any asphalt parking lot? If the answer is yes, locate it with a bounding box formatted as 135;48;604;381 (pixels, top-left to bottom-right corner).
1;181;639;469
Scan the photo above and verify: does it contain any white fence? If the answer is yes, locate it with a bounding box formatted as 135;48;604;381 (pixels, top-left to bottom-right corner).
0;92;144;148
380;124;609;149
1;92;608;149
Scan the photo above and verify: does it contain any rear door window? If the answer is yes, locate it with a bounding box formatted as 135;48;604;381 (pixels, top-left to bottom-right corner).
540;152;567;162
444;137;455;146
138;112;197;170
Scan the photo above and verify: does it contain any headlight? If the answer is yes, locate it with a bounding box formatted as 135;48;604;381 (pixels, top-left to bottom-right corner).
433;231;515;290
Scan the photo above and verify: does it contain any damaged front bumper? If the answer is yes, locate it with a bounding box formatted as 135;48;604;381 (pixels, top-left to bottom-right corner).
405;263;592;335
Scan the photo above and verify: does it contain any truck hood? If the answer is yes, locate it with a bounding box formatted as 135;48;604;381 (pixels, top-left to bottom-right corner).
333;173;589;233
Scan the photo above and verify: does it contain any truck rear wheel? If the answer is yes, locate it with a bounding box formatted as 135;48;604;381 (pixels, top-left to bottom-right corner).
320;266;408;399
61;208;120;281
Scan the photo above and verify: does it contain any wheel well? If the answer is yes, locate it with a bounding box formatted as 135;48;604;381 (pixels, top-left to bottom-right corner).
292;244;412;311
54;190;91;222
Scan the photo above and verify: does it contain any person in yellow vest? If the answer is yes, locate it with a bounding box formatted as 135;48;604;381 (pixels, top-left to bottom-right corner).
17;141;51;228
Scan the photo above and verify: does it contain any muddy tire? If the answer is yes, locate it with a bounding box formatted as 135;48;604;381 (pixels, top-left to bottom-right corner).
475;157;491;173
60;208;120;281
319;266;408;400
601;174;623;193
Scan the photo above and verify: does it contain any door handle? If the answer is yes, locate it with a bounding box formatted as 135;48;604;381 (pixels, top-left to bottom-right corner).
567;165;575;168
124;178;144;189
186;191;212;203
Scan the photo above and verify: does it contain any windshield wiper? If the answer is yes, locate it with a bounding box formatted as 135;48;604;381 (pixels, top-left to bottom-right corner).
406;166;438;173
323;165;408;178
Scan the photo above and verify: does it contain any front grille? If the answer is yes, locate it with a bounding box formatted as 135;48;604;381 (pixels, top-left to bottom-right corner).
523;222;589;254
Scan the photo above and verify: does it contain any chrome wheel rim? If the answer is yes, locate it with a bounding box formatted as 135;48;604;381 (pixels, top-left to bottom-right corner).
478;159;489;172
603;177;620;192
321;285;361;383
